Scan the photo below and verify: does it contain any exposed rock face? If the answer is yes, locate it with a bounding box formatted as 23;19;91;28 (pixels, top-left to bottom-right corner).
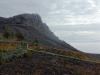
0;13;77;50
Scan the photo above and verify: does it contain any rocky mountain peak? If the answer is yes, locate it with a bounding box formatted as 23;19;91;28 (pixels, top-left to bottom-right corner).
10;13;42;25
0;13;42;25
0;13;77;50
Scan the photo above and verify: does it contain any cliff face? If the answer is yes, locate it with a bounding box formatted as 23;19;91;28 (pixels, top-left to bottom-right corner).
0;13;77;50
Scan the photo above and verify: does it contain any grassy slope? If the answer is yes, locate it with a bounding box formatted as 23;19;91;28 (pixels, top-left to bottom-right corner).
0;49;100;75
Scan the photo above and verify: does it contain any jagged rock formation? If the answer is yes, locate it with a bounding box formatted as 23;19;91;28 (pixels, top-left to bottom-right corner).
0;13;77;50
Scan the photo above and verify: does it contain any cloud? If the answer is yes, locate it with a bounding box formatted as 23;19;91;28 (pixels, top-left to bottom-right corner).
49;0;96;15
88;0;96;8
0;0;53;17
43;0;100;26
0;0;100;53
49;24;100;31
71;42;100;53
54;30;100;43
0;0;99;25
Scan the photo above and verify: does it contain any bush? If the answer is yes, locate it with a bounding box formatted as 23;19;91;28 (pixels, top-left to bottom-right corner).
16;32;24;41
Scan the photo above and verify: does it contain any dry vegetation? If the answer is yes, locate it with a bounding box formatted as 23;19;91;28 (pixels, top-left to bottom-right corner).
0;41;100;75
28;44;90;60
0;42;17;49
0;50;100;75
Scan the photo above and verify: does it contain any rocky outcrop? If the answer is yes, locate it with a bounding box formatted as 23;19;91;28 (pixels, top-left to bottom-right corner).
0;13;77;51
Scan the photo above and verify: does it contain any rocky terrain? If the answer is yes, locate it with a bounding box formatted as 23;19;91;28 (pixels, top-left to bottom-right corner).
0;14;76;50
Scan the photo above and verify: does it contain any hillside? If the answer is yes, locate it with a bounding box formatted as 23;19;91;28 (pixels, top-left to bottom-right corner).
0;49;100;75
0;14;76;50
0;13;100;75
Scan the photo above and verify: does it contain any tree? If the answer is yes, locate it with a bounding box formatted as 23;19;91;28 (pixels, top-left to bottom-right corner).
16;32;24;41
3;25;16;39
32;38;39;47
3;31;10;39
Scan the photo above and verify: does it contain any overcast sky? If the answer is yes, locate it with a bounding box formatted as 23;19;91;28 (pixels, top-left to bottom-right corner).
0;0;100;53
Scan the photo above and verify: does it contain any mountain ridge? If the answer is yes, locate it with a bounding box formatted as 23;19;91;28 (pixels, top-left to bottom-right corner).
0;13;77;51
0;13;100;75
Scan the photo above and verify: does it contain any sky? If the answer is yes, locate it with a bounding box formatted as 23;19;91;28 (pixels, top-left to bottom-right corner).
0;0;100;53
